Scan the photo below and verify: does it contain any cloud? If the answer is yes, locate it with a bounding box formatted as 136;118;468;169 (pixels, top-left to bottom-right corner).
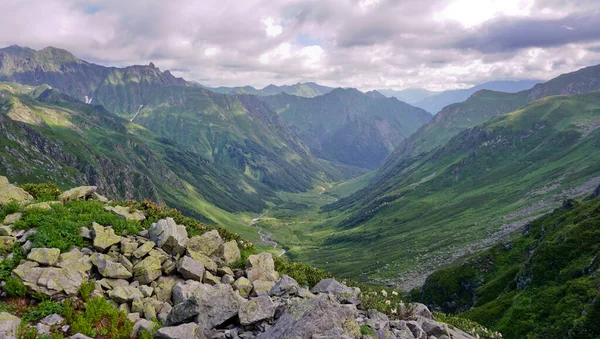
0;0;598;91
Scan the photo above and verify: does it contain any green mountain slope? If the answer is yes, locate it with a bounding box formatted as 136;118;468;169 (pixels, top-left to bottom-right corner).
280;91;600;287
0;82;278;224
416;196;600;338
260;88;432;168
203;82;334;98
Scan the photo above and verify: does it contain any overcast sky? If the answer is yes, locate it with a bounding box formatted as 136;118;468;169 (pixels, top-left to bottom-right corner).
1;0;599;91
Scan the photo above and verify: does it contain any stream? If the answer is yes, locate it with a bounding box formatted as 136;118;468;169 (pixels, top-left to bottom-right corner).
251;211;286;257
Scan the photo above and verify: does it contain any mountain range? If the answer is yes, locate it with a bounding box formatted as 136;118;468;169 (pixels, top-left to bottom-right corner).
201;82;334;98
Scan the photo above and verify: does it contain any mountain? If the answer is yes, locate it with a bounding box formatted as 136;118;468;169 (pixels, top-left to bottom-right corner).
260;88;432;169
0;46;362;200
304;89;600;288
202;82;334;98
378;88;439;105
416;195;600;338
408;80;540;114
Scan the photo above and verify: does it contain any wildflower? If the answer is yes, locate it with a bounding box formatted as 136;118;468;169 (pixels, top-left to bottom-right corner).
391;308;397;314
391;291;398;296
380;290;388;296
385;300;391;305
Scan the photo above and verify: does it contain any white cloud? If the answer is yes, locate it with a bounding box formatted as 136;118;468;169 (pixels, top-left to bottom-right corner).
262;17;282;37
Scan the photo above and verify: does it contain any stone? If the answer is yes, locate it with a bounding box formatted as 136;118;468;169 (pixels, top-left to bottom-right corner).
177;256;205;281
139;285;154;297
3;213;21;225
80;227;92;240
104;205;146;221
221;274;235;285
148;218;188;255
0;312;21;339
187;252;217;273
154;276;181;303
217;267;234;277
133;241;155;259
20;240;32;255
252;280;275;297
155;322;201;339
25;247;59;266
92;192;110;203
218;240;241;266
58;186;97;202
233;277;253;298
133;256;162;284
168;284;244;330
91;223;122;252
132;318;157;337
203;271;220;285
406;321;427;339
93;255;132;279
127;313;141;323
269;274;300;297
367;309;389;330
25;202;56;210
421;319;449;337
310;278;354;297
257;295;359;339
246;252;279;282
410;302;434;320
172;281;203;305
0;226;13;236
108;286;144;303
13;262;88;298
40;313;65;326
239;295;276;325
162;258;177;275
37;323;52;335
187;230;223;259
0;236;16;252
121;240;138;257
0;176;33;204
71;333;94;339
143;297;163;320
119;303;131;314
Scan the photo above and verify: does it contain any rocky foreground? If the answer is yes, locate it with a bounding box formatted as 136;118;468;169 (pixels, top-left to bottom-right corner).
0;178;474;339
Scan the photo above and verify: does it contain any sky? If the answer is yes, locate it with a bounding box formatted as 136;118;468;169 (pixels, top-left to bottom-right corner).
1;0;599;91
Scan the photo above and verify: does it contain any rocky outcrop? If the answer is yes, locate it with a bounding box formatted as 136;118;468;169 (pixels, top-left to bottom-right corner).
58;185;97;202
104;205;146;221
0;176;33;204
0;312;21;339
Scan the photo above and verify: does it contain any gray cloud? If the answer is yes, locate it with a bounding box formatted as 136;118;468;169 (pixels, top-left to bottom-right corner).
0;0;599;91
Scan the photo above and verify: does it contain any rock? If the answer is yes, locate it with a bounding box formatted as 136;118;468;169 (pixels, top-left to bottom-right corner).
168;284;244;330
148;218;188;256
187;230;223;258
20;240;32;255
104;205;146;221
239;295;276;325
310;278;354;297
0;226;13;236
40;313;65;326
37;323;52;335
0;236;16;251
420;319;449;337
257;295;359;339
367;309;389;330
27;248;61;266
132;318;157;337
121;240;138;257
410;303;434;320
252;280;275;296
0;176;33;204
203;271;220;285
406;321;427;339
92;192;110;203
217;267;234;277
91;223;122;252
221;274;235;285
154;276;181;303
246;253;279;282
172;281;203;305
139;285;154;297
58;186;97;202
187;252;217;273
143;297;163;320
133;256;162;284
162;258;177;275
13;261;88;298
217;240;241;266
71;333;94;339
127;313;141;323
133;241;155;259
0;312;21;339
57;249;93;274
93;255;132;279
25;202;57;210
119;303;131;314
155;322;201;339
3;213;21;225
177;256;205;281
80;227;92;240
108;286;144;303
233;277;253;298
270;274;300;297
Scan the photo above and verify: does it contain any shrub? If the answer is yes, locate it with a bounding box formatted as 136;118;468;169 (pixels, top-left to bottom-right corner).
0;249;23;280
358;287;412;320
78;281;96;302
19;183;62;202
22;300;64;323
273;257;333;287
4;277;27;297
360;325;375;335
434;311;503;339
0;201;20;218
70;297;133;339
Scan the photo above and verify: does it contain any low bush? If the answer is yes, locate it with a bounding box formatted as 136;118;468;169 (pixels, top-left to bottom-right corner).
22;300;64;323
4;277;27;297
69;296;133;339
273;257;333;287
78;281;96;302
434;311;503;339
19;183;62;202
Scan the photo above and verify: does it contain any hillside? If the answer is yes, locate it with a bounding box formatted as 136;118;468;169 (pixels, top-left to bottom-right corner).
258;91;600;289
261;88;432;168
415;195;600;338
203;82;334;98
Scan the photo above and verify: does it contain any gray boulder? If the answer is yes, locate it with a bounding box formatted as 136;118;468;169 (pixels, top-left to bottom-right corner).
257;295;360;338
246;252;279;282
0;312;21;339
27;248;60;266
155;322;203;339
269;274;300;297
12;261;88;298
149;218;188;255
177;256;205;281
91;223;122;252
58;186;97;202
187;230;223;258
0;176;33;204
239;295;276;325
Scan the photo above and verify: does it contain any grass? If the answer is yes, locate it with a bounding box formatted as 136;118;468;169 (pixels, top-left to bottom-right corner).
68;297;133;339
